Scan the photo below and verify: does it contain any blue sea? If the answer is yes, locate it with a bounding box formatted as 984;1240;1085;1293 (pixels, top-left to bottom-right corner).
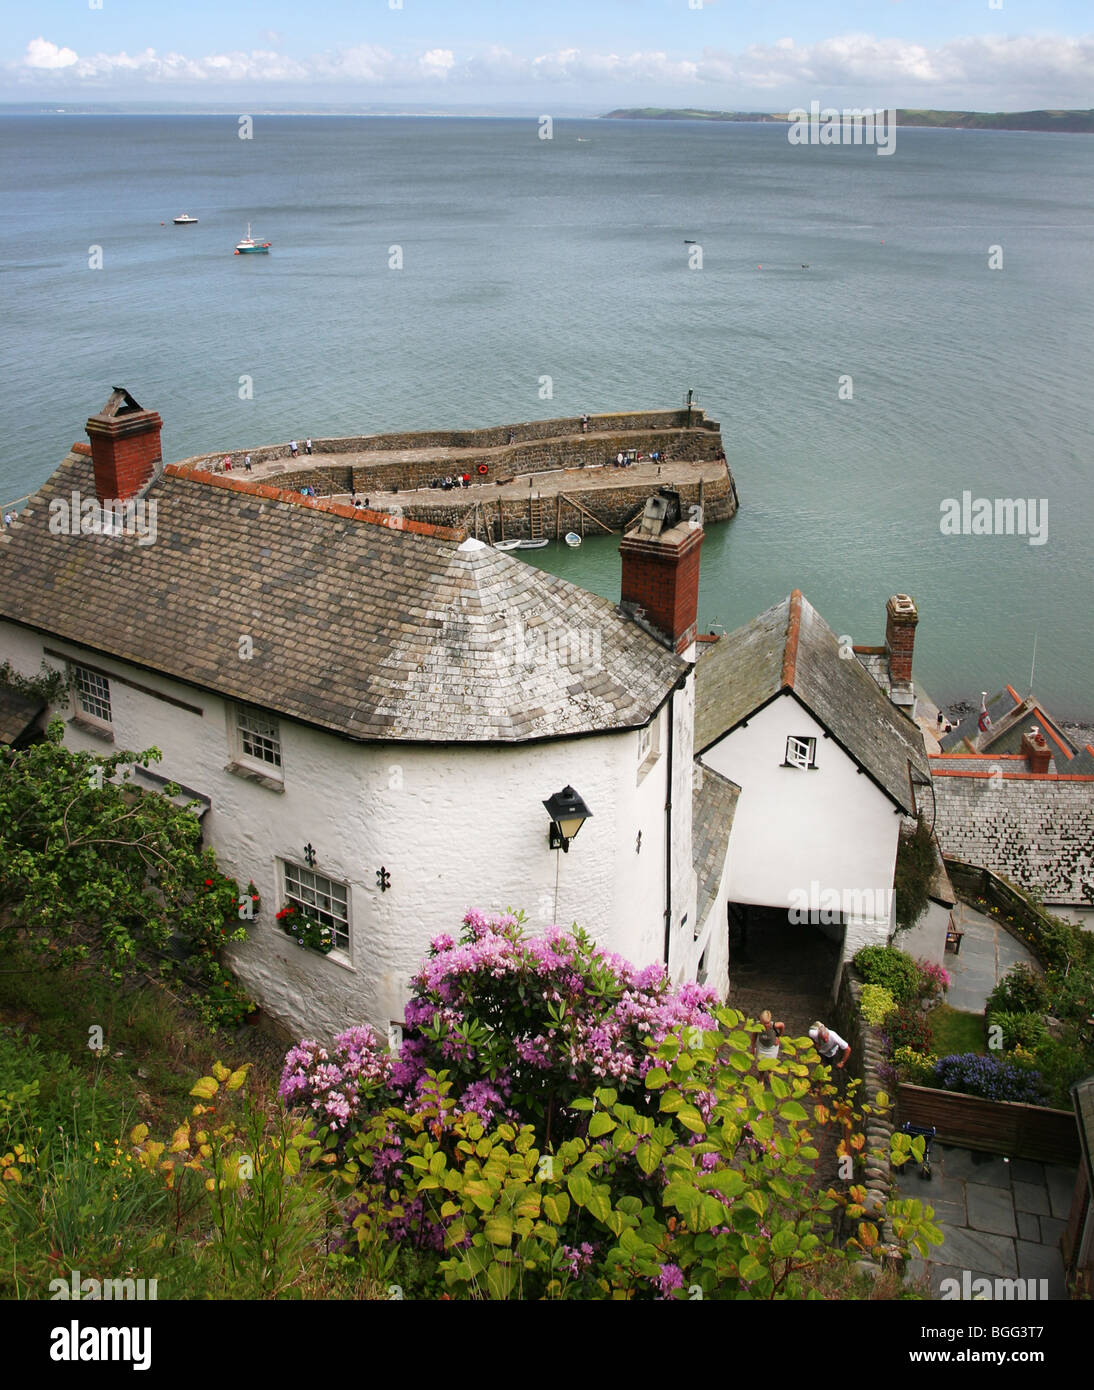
1;113;1092;717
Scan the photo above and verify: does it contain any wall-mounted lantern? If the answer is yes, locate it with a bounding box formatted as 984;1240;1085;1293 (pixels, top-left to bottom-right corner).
543;786;593;853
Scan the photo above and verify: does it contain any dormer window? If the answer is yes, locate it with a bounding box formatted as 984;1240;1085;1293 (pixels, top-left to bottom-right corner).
783;735;817;769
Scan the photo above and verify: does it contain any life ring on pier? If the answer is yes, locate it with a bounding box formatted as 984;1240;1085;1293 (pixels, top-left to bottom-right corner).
477;464;489;476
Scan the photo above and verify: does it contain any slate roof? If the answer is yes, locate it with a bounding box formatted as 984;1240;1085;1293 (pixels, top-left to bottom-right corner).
692;766;740;930
694;590;930;814
932;774;1094;905
0;453;687;744
940;687;1081;760
0;685;45;746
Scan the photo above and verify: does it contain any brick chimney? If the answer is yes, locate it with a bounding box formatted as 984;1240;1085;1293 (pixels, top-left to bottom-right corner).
1021;727;1052;774
85;388;163;504
619;490;704;654
885;594;919;686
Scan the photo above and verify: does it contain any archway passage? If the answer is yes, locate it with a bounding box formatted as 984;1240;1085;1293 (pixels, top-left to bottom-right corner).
727;904;843;1036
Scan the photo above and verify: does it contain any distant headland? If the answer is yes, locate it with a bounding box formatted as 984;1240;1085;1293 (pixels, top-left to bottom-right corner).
603;108;1094;134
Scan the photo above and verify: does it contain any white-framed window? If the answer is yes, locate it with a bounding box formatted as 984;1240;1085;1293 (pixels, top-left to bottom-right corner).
234;707;283;776
281;860;350;954
784;735;817;770
72;665;112;729
637;713;661;780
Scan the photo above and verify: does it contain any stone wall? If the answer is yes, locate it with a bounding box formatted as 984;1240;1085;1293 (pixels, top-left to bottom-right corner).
174;408;721;474
834;968;903;1276
377;471;737;540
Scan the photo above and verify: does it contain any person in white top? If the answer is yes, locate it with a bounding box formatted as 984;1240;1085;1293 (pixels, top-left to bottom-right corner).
809;1022;851;1070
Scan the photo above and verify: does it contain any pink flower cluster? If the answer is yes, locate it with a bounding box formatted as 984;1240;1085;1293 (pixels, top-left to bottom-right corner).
278;1025;393;1130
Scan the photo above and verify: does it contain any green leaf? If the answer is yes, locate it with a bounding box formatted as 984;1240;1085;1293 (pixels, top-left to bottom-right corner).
739;1254;766;1282
567;1171;593;1207
484;1213;514;1246
486;1260;515;1299
189;1076;218;1099
584;1183;612;1223
588;1111;616;1139
635;1141;662;1176
644;1067;668;1089
542;1192;570;1225
778;1100;808;1122
771;1229;797;1258
677;1104;706;1134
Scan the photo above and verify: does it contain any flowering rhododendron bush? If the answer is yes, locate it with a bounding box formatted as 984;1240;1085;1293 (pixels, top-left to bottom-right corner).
279;911;941;1299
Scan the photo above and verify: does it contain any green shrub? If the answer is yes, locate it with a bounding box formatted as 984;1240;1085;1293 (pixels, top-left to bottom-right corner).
986;1011;1047;1052
860;985;897;1026
853;946;920;1005
891;1046;937;1083
985;964;1050;1018
1028;1033;1094;1110
884;1006;933;1054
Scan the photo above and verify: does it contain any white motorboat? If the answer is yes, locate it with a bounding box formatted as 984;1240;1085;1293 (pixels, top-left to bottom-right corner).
173;213;199;225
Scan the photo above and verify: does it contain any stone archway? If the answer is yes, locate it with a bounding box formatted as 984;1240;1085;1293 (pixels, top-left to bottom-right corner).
727;903;843;1035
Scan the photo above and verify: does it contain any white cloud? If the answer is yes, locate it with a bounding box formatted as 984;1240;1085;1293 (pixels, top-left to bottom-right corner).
8;31;1094;105
24;37;78;70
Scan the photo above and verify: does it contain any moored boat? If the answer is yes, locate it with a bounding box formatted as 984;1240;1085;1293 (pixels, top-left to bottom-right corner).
235;223;272;255
516;538;549;550
173;213;199;225
564;532;581;547
493;538;522;552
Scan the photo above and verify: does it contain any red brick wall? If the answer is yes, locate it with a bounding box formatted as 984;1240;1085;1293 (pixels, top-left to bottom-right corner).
619;528;704;653
87;413;163;502
885;595;918;684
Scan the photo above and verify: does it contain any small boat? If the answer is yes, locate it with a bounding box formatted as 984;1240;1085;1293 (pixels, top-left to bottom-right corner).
235;223;272;255
173;213;199;225
493;539;522;552
516;538;549;550
564;532;582;548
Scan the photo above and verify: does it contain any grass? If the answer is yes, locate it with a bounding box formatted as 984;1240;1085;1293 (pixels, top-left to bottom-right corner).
930;1003;986;1058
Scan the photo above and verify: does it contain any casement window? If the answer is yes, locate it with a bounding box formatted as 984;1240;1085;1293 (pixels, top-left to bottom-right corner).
637;714;661;780
234;707;282;776
72;664;113;730
783;735;818;770
281;860;350;954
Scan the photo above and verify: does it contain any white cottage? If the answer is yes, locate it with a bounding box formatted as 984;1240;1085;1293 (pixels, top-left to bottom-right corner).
693;590;937;995
0;391;718;1039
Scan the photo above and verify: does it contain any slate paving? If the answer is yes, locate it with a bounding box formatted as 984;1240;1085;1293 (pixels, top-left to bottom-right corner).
945;901;1039;1012
898;1142;1074;1300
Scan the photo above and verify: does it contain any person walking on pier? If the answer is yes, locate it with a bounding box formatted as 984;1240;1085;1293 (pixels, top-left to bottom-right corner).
290;440;299;458
305;438;312;455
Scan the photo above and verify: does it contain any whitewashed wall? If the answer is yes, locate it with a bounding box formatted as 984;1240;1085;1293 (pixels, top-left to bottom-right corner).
0;623;702;1038
699;692;903;963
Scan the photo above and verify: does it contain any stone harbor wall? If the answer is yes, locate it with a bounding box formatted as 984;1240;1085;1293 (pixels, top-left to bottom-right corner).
390;471;738;540
174;408;720;474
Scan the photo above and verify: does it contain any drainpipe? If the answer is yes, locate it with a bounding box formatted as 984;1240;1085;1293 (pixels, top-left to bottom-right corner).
663;689;675;968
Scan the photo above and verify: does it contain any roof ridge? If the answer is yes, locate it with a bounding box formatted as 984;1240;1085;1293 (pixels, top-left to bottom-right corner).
780;589;803;689
163;464;465;541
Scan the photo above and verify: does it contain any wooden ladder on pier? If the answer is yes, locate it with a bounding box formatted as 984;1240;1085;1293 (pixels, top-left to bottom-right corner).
529;495;544;540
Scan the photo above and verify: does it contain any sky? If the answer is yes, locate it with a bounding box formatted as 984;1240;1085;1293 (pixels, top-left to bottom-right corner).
1;0;1092;111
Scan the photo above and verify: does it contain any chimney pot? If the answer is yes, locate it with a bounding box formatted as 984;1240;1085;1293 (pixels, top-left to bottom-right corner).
1021;727;1051;774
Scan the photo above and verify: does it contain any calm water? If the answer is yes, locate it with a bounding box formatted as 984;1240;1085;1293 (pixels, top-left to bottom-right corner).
1;115;1092;716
